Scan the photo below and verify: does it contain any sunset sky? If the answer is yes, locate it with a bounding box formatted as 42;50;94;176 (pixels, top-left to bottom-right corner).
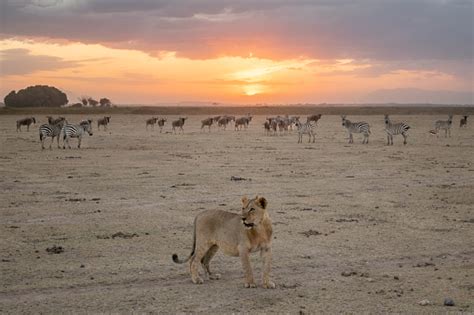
0;0;472;105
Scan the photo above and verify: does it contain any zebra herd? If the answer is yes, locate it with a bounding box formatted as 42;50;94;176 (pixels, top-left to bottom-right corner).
265;114;467;145
12;113;470;149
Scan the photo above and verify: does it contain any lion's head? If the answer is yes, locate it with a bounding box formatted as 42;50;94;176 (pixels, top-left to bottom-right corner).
241;196;268;229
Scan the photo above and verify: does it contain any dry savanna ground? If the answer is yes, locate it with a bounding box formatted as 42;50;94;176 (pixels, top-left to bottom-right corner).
0;113;473;313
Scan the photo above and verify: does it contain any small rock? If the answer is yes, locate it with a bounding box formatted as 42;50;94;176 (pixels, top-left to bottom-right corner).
46;245;64;254
366;278;374;282
419;299;431;306
394;276;399;280
444;298;455;306
341;271;357;277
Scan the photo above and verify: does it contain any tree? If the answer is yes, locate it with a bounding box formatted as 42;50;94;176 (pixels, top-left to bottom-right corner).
87;97;99;107
99;97;112;107
4;85;68;107
79;96;89;107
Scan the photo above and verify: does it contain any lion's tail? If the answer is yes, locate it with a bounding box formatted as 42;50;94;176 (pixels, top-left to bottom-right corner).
172;217;197;264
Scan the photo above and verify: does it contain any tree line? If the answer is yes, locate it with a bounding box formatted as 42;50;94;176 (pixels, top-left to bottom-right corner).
3;85;113;108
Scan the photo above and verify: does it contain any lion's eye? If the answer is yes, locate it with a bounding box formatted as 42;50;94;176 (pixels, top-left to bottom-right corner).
249;208;255;212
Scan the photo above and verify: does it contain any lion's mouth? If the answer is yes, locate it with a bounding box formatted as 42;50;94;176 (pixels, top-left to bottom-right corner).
242;221;255;229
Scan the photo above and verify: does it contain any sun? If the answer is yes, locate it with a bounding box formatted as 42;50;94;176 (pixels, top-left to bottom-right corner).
243;84;264;96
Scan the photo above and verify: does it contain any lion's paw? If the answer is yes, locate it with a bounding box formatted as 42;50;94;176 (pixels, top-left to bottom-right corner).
263;281;276;289
244;282;257;288
192;277;204;284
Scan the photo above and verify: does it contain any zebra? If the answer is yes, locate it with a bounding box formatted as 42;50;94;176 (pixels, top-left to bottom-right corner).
157;118;167;133
62;120;93;149
295;120;316;143
384;115;410;145
16;117;36;132
172;117;187;134
288;116;300;130
39;119;66;150
341;115;370;144
146;117;158;130
98;116;111;130
460;116;468;128
434;115;453;137
201;117;214;132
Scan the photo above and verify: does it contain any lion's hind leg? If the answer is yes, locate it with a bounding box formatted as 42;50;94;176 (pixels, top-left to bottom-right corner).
190;244;212;284
201;245;220;280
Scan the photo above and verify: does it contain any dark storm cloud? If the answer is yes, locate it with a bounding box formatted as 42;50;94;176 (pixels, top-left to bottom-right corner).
0;48;79;75
0;0;472;62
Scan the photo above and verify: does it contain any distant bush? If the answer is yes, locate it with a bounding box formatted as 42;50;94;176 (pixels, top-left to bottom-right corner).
4;85;68;108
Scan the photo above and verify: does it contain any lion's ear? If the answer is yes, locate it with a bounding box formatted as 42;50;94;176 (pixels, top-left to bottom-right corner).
241;196;248;205
257;196;267;209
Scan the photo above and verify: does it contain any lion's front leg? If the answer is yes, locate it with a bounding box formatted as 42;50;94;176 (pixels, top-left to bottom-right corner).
261;247;275;289
239;247;255;288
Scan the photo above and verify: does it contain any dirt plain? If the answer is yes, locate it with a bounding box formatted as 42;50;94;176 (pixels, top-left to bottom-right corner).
0;112;473;314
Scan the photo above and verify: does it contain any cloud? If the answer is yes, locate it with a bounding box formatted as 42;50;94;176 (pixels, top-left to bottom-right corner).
0;0;471;61
0;48;79;75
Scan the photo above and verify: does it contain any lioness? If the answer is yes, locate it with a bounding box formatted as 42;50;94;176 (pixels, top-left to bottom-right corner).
172;196;275;289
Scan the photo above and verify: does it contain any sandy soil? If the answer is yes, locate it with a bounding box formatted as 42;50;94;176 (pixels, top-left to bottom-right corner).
0;114;473;314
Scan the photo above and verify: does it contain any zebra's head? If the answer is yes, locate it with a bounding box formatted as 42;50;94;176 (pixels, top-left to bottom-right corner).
448;115;453;122
384;115;390;124
82;121;93;136
341;115;347;126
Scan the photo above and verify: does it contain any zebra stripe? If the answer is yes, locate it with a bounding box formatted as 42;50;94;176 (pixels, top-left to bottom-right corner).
39;120;65;150
434;115;453;137
384;115;410;145
62;122;93;149
295;120;316;143
341;115;370;144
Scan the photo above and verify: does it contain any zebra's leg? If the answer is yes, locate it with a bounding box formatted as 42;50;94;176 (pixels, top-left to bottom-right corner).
41;136;46;150
56;135;61;149
27;125;30;132
448;128;451;138
49;136;54;150
349;133;353;144
312;133;315;143
402;132;407;145
78;136;82;148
